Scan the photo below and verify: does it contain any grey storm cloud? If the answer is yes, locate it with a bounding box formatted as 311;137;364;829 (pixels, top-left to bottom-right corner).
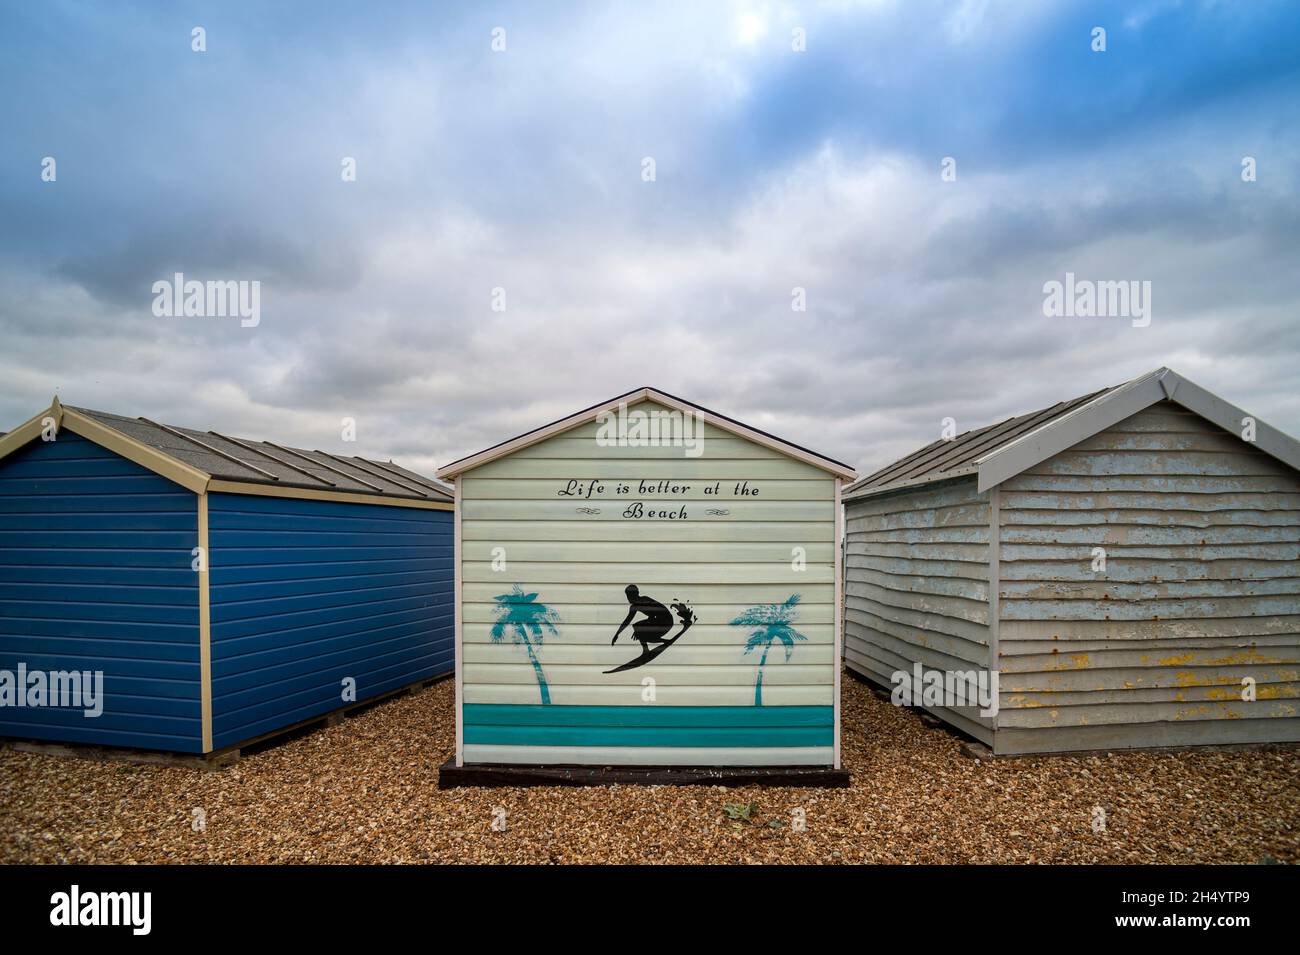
1;1;1298;479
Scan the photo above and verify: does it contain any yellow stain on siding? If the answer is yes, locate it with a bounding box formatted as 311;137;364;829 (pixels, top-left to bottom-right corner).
1044;653;1091;672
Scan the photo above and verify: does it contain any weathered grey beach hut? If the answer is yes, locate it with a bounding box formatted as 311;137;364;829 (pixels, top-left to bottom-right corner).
843;367;1300;754
437;387;856;783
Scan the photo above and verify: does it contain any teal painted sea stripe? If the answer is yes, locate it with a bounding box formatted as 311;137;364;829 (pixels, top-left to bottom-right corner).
462;704;834;747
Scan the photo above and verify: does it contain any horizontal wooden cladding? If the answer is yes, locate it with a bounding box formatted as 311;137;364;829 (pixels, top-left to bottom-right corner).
1001;663;1298;694
999;558;1300;583
848;525;989;546
462;519;832;542
1023;450;1296;478
845;597;988;648
1001;594;1300;621
996;698;1298;729
1001;578;1300;602
461;541;834;563
993;634;1289;657
208;493;453;750
1001;505;1300;527
847;553;987;582
0;432;203;752
463;500;834;521
462;642;834;665
463;600;834;627
852;567;990;602
1069;429;1264;454
846;581;988;626
462;743;835;766
466;458;834;480
857;541;990;562
462;478;833;501
463;582;833;606
842;649;994;740
462;560;832;585
464;684;832;706
999;615;1300;644
1000;542;1297;561
1002;474;1298;494
1000;525;1299;546
845;612;988;667
464;703;831;726
463;622;833;646
844;622;989;674
464;662;830;687
504;436;787;460
999;490;1300;513
845;478;990;514
847;507;990;534
993;717;1300;754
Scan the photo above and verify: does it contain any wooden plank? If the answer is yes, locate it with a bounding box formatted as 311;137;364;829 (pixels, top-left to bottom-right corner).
438;758;848;787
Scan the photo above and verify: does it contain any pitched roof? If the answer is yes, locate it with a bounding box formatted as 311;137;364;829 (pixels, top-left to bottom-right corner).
845;367;1300;500
0;399;452;506
437;386;857;481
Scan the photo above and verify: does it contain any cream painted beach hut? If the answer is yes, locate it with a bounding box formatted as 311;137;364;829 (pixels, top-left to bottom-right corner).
437;387;856;783
843;367;1300;755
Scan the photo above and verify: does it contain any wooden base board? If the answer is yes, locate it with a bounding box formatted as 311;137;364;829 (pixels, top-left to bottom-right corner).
1;671;453;770
438;759;850;789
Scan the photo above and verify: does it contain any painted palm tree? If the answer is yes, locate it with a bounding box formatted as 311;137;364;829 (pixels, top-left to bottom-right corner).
490;584;561;704
731;594;807;707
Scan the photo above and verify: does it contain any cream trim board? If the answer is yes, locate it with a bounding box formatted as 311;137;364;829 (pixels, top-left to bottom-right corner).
0;400;65;463
833;478;846;769
205;480;454;510
438;388;857;481
62;408;212;494
453;475;465;767
198;492;214;752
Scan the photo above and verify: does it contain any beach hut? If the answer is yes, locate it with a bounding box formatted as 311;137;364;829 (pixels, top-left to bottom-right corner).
843;367;1300;755
0;399;454;756
436;387;856;783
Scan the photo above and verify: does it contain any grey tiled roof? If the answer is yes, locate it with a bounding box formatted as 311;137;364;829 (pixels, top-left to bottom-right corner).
845;384;1123;495
69;406;452;503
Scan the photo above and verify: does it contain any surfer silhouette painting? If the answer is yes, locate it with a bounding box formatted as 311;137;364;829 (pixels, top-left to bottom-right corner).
605;585;696;673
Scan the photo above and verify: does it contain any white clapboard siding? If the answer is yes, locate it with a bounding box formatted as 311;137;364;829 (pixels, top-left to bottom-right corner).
462;684;833;706
996;403;1300;746
457;400;841;766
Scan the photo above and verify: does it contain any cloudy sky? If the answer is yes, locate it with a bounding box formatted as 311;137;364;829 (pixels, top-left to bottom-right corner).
2;0;1298;478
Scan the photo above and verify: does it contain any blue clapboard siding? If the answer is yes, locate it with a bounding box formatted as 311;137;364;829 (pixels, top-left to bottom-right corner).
207;492;453;750
462;704;834;747
0;432;203;751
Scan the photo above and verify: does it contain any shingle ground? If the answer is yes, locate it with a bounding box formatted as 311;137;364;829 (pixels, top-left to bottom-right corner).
2;674;1296;864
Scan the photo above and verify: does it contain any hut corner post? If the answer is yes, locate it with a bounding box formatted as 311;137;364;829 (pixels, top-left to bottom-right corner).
987;485;1000;743
834;477;845;770
453;475;464;767
198;490;214;753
